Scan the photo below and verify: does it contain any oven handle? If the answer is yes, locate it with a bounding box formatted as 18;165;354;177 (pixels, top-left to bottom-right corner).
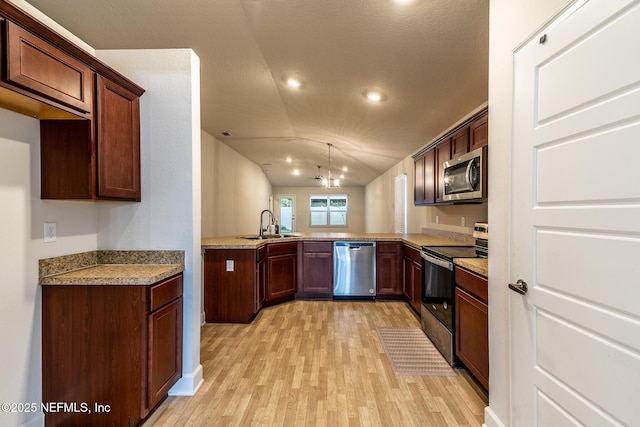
420;251;454;271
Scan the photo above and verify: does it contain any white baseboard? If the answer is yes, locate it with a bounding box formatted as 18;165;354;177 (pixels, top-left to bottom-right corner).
169;364;204;396
483;406;507;427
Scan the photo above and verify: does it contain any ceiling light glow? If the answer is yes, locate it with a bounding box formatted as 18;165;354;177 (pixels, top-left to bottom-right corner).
342;166;348;172
293;169;300;175
287;78;302;88
367;92;382;101
363;90;386;102
286;157;292;163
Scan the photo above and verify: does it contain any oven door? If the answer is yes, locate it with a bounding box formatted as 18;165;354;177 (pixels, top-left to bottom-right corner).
420;251;454;331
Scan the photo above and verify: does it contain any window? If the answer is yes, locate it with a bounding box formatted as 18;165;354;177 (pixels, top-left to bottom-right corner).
310;194;348;226
394;174;407;234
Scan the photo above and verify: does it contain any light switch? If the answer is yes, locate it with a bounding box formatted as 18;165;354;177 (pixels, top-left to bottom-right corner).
226;260;234;272
44;222;57;243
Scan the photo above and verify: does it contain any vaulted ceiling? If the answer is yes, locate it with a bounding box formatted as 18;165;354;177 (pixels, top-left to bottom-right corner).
26;0;488;187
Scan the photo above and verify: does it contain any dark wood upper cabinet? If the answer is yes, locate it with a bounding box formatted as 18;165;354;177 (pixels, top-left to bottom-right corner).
96;75;141;200
470;114;488;151
0;4;145;201
451;127;470;157
414;154;425;204
4;20;93;115
40;75;141;201
412;108;488;206
414;149;435;206
435;139;451;203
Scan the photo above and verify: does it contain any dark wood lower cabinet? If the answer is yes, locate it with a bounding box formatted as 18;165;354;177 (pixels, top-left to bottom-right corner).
266;242;297;303
203;249;257;323
376;242;402;297
402;245;422;313
455;266;489;390
42;274;183;426
297;241;333;298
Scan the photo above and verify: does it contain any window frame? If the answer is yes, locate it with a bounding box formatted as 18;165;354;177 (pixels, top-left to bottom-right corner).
309;194;348;227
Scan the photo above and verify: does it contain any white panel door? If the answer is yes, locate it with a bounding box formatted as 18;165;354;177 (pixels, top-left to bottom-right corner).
511;1;640;425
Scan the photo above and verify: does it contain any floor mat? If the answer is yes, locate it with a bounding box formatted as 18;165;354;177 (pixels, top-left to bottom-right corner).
376;327;457;377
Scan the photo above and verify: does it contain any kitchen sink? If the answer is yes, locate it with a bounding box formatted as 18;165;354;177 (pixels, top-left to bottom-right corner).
239;235;283;240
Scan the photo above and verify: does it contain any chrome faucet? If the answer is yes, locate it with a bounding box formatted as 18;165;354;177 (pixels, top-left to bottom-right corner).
259;209;275;238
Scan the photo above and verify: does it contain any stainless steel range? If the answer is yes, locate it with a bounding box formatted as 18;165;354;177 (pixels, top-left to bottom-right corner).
420;224;488;366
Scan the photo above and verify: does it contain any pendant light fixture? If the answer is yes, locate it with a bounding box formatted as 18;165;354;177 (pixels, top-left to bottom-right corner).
321;143;340;189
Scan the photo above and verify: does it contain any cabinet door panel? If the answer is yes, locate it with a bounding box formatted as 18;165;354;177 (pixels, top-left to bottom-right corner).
470;114;488;151
435;140;451;203
452;127;470;157
301;252;333;294
6;21;93;113
96;75;141;200
455;288;489;390
148;297;183;410
267;254;297;300
414;155;426;204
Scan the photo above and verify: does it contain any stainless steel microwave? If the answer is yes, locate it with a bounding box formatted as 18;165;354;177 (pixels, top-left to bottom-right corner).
443;147;485;201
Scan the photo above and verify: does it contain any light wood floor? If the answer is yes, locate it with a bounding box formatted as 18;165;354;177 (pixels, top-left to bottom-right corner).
144;300;488;426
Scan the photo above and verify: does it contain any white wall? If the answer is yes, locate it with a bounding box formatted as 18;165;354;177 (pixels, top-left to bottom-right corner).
95;49;203;397
273;186;366;234
201;131;273;237
0;3;101;426
365;107;489;235
0;110;100;427
486;1;570;426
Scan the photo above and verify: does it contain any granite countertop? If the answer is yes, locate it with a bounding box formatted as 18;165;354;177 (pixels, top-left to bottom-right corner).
39;250;185;286
202;231;488;277
454;257;488;277
201;231;475;250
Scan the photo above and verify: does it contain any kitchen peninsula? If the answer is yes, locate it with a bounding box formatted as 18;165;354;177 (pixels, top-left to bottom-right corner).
202;231;488;322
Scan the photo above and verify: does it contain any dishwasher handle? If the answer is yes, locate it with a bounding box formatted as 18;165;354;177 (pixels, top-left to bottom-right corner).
334;241;375;248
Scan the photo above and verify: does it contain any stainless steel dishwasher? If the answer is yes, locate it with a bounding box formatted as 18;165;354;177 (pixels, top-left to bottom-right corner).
333;241;376;298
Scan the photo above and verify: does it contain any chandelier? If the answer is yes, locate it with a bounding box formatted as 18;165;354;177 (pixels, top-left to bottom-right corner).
321;143;340;189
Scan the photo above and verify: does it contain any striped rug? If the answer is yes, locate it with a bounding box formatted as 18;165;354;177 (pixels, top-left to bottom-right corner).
376;327;457;377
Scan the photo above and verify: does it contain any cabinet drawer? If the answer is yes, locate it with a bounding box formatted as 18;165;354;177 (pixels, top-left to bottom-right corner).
303;241;333;253
455;266;487;303
267;241;297;256
377;241;399;254
6;21;93;114
402;244;421;263
149;274;183;312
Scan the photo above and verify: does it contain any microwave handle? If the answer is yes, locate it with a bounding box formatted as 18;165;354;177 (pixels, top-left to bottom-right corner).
465;160;475;191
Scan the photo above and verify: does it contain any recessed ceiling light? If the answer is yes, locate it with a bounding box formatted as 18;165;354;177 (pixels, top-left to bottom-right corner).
293;169;300;175
287;78;302;88
342;166;348;172
363;90;386;102
286;157;292;163
340;174;345;179
395;0;414;4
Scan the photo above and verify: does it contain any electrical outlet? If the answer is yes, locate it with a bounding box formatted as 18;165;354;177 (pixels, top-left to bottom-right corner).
44;222;57;243
226;260;234;272
435;215;440;224
461;217;466;227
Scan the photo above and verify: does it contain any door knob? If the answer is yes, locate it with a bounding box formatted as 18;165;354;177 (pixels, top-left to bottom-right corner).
508;279;528;295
